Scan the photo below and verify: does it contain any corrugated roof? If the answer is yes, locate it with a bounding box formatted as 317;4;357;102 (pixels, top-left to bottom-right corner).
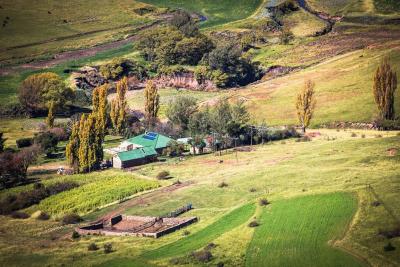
126;132;173;150
117;147;157;161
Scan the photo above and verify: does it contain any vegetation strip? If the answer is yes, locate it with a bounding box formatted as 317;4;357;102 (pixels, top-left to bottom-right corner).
245;192;364;267
142;202;256;260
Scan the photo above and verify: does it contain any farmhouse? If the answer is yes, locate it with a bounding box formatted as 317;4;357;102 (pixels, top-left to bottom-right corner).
111;132;174;169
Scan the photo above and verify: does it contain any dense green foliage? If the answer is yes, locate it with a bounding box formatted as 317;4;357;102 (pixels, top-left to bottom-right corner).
246;193;363;267
136;26;213;66
18;72;74;116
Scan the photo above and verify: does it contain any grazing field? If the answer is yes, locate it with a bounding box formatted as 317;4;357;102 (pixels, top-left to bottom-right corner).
233;42;400;125
0;0;151;65
0;130;399;266
246;193;363;267
138;0;263;28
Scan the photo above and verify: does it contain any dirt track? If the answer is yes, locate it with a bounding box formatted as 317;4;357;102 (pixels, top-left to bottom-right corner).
97;180;194;223
0;20;162;76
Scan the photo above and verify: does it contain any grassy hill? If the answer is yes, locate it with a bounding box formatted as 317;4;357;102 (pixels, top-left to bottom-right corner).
0;0;151;65
0;129;399;266
138;0;263;28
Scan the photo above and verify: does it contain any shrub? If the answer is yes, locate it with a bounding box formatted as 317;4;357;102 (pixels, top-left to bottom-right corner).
156;171;170;180
259;198;270;206
218;181;228;188
62;213;83;225
104;243;113;254
88;243;99;251
217;262;225;267
375;134;383;138
182;230;190;236
191;250;213;263
371;201;381;207
0;181;79;215
249;188;257;192
10;211;30;219
71;231;80;239
384;242;396;252
296;136;311;142
205;243;216;250
248;220;260;227
37;211;50;220
361;134;366;138
351;132;357;137
16;138;33;148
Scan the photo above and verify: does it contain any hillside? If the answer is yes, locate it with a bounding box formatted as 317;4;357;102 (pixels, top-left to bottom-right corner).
0;1;399;267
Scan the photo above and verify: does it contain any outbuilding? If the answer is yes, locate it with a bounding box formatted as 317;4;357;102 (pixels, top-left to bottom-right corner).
113;147;157;169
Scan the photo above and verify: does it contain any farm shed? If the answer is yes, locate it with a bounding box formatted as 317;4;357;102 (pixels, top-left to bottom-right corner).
126;132;174;154
113;147;157;169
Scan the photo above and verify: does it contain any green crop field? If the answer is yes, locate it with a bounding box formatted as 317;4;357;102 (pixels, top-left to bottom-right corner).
138;0;263;28
25;172;159;216
246;193;363;267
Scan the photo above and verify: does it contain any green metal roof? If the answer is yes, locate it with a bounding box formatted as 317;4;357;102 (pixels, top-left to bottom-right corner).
126;132;173;150
117;147;157;161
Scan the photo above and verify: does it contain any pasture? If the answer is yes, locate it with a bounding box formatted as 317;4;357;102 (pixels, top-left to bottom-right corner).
138;0;263;28
246;193;363;267
0;129;399;266
0;0;151;65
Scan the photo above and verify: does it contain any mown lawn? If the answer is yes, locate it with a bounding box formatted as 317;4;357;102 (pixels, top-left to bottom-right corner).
138;0;263;28
246;193;363;267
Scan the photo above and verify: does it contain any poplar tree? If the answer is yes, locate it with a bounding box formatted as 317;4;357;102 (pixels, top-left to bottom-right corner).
373;57;397;120
78;114;89;172
46;101;55;128
296;80;316;133
110;77;128;134
144;80;159;127
93;84;108;138
65;121;80;172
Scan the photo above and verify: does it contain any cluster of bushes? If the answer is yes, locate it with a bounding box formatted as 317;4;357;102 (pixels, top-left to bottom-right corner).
18;72;74;116
0;144;41;189
0;181;79;214
99;58;148;81
61;213;83;224
87;242;113;253
136;10;261;88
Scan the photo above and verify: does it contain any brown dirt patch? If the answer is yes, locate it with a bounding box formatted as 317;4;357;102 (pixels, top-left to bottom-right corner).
387;148;398;156
97;181;194;222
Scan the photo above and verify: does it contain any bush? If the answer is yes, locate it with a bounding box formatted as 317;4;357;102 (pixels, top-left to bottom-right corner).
88;243;99;251
191;250;213;263
104;243;113;254
205;243;216;250
156;171;170;180
249;188;257;192
259;198;270;206
36;211;50;220
217;262;225;267
182;230;190;236
384;242;396;252
351;132;357;137
62;213;83;225
71;231;80;239
248;220;260;227
16;138;33;148
218;181;228;188
361;134;366;138
10;211;30;219
296;136;311;142
0;181;79;215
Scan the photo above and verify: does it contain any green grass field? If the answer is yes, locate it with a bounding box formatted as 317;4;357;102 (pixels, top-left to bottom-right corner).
0;130;399;266
143;202;256;260
138;0;263;28
246;193;363;267
0;0;151;65
236;42;400;126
